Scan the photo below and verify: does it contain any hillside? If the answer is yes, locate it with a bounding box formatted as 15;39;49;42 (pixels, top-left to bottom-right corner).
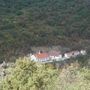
0;0;90;61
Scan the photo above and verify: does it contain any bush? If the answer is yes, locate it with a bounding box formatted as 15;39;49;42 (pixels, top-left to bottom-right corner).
53;64;90;90
0;57;57;90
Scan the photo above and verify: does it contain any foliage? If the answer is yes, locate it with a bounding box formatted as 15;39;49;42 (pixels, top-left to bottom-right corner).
0;0;90;61
0;59;90;90
53;64;90;90
0;57;57;90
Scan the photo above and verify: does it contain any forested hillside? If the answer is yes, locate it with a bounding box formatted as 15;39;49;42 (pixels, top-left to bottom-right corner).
0;0;90;61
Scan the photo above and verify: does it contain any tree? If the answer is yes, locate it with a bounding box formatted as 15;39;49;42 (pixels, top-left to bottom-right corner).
1;57;57;90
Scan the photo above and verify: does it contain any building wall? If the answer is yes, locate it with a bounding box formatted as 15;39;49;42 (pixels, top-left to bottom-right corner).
38;57;50;62
80;50;87;55
31;55;37;61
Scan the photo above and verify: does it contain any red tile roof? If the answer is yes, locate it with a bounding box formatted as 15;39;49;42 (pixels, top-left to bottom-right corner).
35;53;49;59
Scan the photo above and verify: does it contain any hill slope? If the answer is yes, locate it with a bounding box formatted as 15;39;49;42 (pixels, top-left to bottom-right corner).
0;0;90;61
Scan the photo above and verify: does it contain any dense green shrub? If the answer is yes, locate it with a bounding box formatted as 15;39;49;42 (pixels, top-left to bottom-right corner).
0;58;90;90
0;57;57;90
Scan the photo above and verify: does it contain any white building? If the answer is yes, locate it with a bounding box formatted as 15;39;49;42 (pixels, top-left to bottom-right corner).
64;50;80;59
30;51;50;62
80;50;87;55
48;50;62;61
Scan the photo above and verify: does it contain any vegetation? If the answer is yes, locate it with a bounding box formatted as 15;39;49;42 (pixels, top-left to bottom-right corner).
0;0;89;89
54;64;90;90
0;58;57;90
0;0;90;61
0;58;90;90
0;0;90;90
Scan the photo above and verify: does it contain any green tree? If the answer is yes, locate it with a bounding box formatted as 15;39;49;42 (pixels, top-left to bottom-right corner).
1;57;57;90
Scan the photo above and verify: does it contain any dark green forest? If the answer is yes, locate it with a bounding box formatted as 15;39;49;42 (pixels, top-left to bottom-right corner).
0;0;90;61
